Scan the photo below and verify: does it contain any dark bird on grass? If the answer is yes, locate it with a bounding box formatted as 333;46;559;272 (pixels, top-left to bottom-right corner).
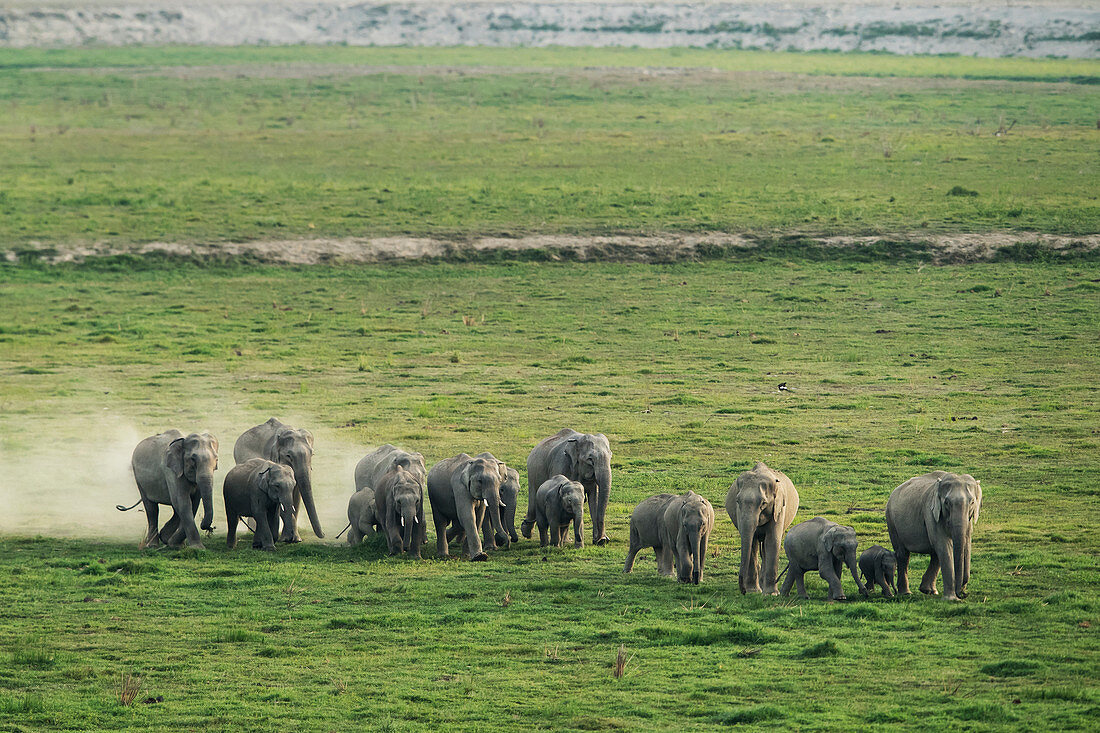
778;383;789;392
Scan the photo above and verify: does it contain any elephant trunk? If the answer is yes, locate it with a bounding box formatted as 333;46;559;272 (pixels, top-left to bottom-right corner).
401;508;416;555
847;547;868;596
593;466;611;544
197;473;215;531
737;516;757;593
295;468;324;539
573;506;584;547
952;516;971;596
691;531;703;585
487;487;510;549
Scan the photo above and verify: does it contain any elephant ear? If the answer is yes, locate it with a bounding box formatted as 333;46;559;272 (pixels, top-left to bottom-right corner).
822;526;839;554
929;478;946;523
257;467;276;502
594;433;611;456
564;437;581;470
770;479;786;522
202;432;219;469
301;429;315;451
166;438;186;477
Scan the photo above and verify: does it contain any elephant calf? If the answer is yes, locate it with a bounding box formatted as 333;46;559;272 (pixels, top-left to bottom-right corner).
533;475;585;548
223;458;296;551
624;491;715;585
780;517;869;601
347;490;381;545
859;544;898;598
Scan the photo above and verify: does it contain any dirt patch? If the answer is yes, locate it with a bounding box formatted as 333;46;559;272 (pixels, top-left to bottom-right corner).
8;232;1099;266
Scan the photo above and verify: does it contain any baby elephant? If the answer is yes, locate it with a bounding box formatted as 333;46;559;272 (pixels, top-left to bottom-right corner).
223;458;296;551
780;517;869;601
534;475;585;548
346;490;381;545
624;491;715;584
859;544;898;598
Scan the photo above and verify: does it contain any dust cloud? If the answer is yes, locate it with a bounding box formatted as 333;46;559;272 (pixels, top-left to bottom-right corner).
0;409;373;543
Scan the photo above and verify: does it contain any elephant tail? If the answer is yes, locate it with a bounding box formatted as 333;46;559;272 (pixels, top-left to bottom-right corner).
334;522;352;540
116;500;142;512
776;563;790;582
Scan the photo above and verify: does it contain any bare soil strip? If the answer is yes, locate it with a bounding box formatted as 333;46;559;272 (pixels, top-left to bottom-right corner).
8;232;1099;265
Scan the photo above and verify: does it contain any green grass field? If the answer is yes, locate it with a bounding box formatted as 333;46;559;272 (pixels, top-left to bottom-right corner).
1;257;1098;730
1;46;1098;731
1;46;1098;248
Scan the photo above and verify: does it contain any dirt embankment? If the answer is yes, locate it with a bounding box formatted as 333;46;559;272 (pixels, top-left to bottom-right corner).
3;2;1099;58
8;232;1099;266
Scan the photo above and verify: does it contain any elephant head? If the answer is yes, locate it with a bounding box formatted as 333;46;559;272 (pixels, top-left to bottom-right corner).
388;467;423;557
552;476;585;546
677;491;712;585
166;432;218;532
733;464;786;592
564;433;612;545
823;524;867;598
930;473;981;598
258;463;296;534
273;427;323;540
498;466;520;543
459;456;510;549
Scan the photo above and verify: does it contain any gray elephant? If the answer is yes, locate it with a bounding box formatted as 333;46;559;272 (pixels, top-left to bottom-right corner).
122;430;218;549
354;444;427;495
447;458;520;550
522;429;612;546
223;458;296;551
859;544;898;598
346;489;380;545
624;491;715;584
427;452;511;561
234;418;323;542
533;475;585;548
780;517;869;601
885;471;982;601
374;465;426;558
725;462;799;595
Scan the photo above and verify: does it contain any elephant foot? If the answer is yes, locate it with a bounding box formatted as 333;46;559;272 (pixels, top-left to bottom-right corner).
944;594;962;602
471;552;489;562
520;520;534;539
595;536;610;546
574;542;583;550
509;532;519;543
919;586;939;596
763;590;780;597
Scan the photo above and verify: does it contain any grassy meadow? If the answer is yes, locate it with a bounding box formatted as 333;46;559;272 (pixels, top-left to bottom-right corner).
0;46;1098;247
1;258;1099;730
0;45;1099;731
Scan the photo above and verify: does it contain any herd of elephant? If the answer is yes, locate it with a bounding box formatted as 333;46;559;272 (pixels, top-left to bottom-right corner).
122;418;982;601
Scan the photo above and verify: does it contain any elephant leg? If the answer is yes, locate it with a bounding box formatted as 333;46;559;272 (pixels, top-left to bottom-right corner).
779;561;797;596
462;506;487;561
548;520;562;548
280;487;302;543
657;545;675;577
434;514;452;559
537;520;549;548
794;570;809;599
226;513;238;549
895;547;912;595
385;523;403;556
761;528;782;595
920;551;940;595
140;499;161;548
158;511;181;546
936;540;959;601
877;567;894;598
348;524;363;545
624;538;641;573
821;562;845;601
744;539;762;593
175;492;203;549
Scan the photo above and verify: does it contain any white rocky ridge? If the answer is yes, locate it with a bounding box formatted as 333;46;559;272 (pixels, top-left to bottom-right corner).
2;2;1098;58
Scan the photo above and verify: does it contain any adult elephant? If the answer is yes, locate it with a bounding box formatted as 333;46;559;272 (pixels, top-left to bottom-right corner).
427;452;511;561
521;429;612;546
448;458;519;550
886;471;982;601
725;462;799;595
354;444;427;495
123;430;218;549
234;418;323;542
